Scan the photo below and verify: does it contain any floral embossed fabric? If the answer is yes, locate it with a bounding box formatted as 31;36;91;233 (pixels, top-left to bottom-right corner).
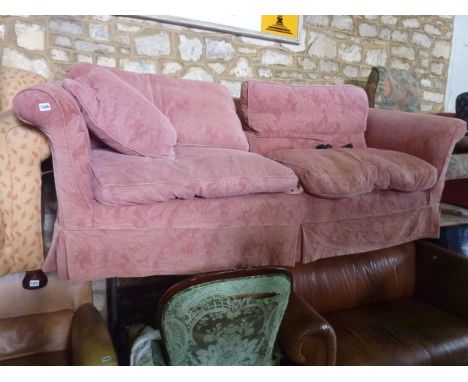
63;71;177;158
66;63;249;151
160;273;290;366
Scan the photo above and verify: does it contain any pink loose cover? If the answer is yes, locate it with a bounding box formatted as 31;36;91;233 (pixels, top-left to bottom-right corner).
240;80;369;155
13;79;462;282
66;63;249;151
270;148;437;198
63;70;177;158
92;146;299;205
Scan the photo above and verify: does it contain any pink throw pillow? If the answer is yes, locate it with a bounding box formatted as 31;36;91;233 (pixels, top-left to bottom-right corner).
63;70;177;158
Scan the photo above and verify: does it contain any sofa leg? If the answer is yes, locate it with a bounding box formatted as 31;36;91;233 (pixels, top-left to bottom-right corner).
22;270;48;290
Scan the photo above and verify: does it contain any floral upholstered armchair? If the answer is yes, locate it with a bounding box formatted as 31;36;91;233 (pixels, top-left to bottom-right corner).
131;268;292;366
0;67;51;277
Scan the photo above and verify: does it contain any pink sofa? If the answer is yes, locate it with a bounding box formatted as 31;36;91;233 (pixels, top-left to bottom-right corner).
12;64;466;282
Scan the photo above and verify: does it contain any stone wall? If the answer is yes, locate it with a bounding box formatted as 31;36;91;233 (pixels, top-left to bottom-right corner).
0;15;454;111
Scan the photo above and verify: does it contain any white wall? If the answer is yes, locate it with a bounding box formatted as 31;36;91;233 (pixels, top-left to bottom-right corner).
445;15;468;112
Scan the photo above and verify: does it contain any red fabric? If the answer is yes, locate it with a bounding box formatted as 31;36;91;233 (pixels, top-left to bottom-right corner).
66;63;249;151
240;80;369;155
270;148;437;198
63;71;176;158
13;82;457;282
92;146;299;205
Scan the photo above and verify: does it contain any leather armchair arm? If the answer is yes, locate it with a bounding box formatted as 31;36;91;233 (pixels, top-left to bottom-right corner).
415;241;468;321
70;303;118;366
278;292;336;365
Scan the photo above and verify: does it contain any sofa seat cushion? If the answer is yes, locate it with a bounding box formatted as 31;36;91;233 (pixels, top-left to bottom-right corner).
92;146;299;205
63;70;177;158
324;298;468;365
270;148;437;198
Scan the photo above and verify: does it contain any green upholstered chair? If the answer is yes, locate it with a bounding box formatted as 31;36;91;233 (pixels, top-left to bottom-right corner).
131;268;292;366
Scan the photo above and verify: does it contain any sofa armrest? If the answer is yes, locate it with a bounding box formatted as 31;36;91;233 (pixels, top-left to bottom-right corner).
278;292;336;365
415;241;468;321
13;84;93;228
367;108;466;176
366;109;467;201
70;303;118;366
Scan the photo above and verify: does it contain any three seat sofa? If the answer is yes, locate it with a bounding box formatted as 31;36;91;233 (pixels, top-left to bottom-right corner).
13;63;466;282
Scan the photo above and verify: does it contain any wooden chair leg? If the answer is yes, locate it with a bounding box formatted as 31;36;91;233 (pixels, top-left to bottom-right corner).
22;270;48;290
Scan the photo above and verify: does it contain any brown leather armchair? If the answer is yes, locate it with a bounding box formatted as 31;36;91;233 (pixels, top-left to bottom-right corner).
0;272;117;366
278;241;468;365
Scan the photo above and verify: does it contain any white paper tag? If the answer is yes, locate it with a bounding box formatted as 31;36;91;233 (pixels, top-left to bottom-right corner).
29;280;40;287
38;103;51;112
101;355;112;363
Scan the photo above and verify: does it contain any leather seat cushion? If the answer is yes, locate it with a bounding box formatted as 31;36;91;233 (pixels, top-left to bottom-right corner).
0;351;70;366
324;298;468;365
270;148;437;198
92;146;299;205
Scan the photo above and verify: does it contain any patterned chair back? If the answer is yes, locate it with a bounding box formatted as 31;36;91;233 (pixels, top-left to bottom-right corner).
157;268;292;366
366;66;421;112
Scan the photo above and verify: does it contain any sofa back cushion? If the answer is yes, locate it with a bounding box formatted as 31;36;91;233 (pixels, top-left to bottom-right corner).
290;242;416;314
66;64;249;151
91;146;299;205
63;70;177;158
240;80;369;156
270;147;438;198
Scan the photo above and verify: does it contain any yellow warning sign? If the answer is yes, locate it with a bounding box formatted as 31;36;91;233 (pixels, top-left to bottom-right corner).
261;15;299;38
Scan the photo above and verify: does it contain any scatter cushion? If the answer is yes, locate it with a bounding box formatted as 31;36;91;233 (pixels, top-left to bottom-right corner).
66;63;250;151
63;70;177;158
270;148;437;199
92;146;300;205
240;80;369;148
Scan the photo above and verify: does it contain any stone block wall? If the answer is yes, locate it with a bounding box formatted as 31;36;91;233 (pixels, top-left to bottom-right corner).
0;15;454;111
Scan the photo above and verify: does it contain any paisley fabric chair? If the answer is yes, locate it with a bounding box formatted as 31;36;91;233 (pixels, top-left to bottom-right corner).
365;66;421;113
0;67;51;277
132;268;292;366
